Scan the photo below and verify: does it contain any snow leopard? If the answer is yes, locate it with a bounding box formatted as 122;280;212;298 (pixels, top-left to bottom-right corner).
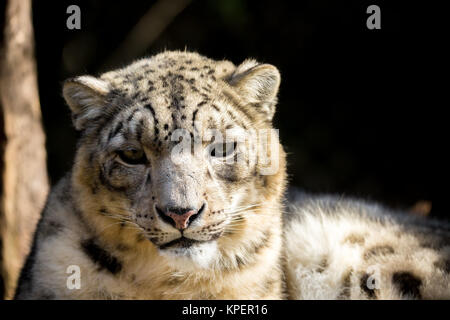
14;51;449;299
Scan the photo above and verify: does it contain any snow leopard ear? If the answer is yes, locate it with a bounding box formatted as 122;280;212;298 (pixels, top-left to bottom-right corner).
63;76;111;130
228;60;281;121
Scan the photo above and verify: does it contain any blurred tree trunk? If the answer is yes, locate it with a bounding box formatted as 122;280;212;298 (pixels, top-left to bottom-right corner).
0;0;49;299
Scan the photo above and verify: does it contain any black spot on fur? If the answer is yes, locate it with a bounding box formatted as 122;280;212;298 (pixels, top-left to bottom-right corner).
192;109;199;127
316;258;328;273
343;233;365;245
143;103;156;117
235;255;245;268
165;277;184;286
109;88;122;96
140;96;150;102
392;272;422;299
136;234;146;242
338;269;353;299
81;239;122;275
434;258;450;273
223;229;270;270
127;109;139;122
252;231;271;255
145;173;152;185
219;172;240;183
171;96;182;110
360;273;377;299
39;220;63;238
363;245;395;260
261;276;277;295
108;122;123;141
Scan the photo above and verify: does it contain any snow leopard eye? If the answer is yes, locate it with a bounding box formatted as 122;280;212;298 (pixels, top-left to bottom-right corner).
209;142;237;158
116;148;147;166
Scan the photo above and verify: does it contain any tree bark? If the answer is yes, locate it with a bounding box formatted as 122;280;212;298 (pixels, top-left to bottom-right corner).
0;0;49;299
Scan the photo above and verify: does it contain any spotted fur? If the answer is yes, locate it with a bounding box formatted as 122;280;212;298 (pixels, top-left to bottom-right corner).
284;192;450;299
15;51;286;299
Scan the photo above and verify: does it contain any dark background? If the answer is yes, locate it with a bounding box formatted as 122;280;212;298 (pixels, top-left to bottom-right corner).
32;1;448;219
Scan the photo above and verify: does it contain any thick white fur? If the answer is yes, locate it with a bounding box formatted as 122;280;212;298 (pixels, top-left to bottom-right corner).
283;193;450;299
159;241;219;271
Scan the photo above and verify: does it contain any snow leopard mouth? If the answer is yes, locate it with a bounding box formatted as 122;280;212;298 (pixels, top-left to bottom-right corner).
158;236;204;250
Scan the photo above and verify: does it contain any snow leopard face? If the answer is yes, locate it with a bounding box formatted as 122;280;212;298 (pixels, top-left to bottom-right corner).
63;51;286;268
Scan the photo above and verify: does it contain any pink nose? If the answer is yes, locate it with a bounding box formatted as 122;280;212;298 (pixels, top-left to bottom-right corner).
165;209;198;230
